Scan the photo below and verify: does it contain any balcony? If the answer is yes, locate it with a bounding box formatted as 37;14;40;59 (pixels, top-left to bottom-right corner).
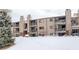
15;23;19;27
30;27;37;32
55;19;66;24
31;30;37;32
30;20;37;26
56;28;66;33
72;25;79;28
72;22;78;25
57;28;65;31
56;30;66;33
72;24;79;29
13;22;19;27
72;29;79;36
55;16;66;23
71;20;79;27
56;24;66;31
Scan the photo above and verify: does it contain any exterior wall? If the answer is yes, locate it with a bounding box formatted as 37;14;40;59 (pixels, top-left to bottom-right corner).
27;15;31;35
37;18;47;36
12;16;28;37
12;9;79;37
65;9;72;35
46;18;55;36
19;16;25;36
11;27;14;36
55;16;66;36
29;20;38;36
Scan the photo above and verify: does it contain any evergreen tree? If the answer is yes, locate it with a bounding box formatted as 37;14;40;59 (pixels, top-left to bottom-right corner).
0;9;14;48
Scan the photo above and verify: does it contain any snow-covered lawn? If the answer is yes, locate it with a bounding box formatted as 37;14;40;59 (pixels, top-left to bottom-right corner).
7;36;79;50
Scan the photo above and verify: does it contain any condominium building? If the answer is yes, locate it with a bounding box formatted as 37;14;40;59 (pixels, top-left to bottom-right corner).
12;9;79;37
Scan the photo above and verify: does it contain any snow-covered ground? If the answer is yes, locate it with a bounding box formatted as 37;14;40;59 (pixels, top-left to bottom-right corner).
7;36;79;50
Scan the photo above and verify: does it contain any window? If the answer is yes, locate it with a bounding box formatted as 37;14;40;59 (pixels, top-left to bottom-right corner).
58;25;65;31
15;22;19;27
72;29;79;36
39;19;43;23
72;29;79;33
39;27;44;29
16;28;19;32
30;20;37;25
50;18;53;21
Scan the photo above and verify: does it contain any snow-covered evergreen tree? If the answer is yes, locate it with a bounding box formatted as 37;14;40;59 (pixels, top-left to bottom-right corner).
0;9;14;48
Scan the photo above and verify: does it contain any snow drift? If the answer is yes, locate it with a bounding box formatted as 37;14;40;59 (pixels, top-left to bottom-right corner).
7;36;79;50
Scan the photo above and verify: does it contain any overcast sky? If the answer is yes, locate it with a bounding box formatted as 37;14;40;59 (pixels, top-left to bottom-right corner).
11;9;78;22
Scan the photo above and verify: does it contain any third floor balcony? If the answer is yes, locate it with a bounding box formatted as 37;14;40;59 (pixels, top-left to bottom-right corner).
30;20;37;26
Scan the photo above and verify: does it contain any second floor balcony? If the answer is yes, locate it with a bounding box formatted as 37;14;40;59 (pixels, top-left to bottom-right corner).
30;27;37;32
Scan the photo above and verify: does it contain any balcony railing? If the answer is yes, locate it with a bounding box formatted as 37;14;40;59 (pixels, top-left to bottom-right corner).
72;33;79;36
31;30;37;32
30;23;37;25
30;20;37;26
57;28;65;31
55;19;66;22
30;27;37;32
72;23;78;26
55;19;66;24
